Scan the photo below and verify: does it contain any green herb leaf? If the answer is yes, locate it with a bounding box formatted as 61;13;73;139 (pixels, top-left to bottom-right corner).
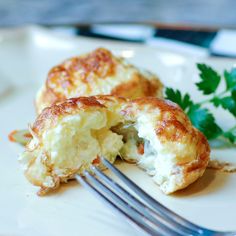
166;63;236;144
187;105;222;139
221;96;236;117
196;63;221;95
232;88;236;102
223;130;236;143
211;95;236;117
211;97;221;107
224;68;236;90
165;88;193;111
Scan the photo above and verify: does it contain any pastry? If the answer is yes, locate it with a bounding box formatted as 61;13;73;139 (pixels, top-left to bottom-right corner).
36;48;163;114
20;96;210;195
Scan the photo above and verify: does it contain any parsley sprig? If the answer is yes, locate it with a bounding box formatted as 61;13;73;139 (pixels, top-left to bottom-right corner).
165;63;236;144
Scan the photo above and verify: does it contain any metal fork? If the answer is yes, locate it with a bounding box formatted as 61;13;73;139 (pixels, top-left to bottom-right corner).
76;157;235;236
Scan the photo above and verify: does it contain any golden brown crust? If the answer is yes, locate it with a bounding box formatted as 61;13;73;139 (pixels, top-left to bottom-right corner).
131;97;183;112
178;129;210;185
36;48;163;114
47;48;116;95
123;98;190;142
110;72;162;98
33;96;105;136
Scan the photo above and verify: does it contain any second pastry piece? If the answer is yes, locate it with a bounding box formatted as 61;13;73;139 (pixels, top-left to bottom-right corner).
36;48;163;113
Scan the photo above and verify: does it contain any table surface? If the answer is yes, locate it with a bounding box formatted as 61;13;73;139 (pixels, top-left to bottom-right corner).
0;0;236;28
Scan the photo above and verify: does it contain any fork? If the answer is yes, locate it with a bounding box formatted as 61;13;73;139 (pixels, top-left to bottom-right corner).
76;157;235;236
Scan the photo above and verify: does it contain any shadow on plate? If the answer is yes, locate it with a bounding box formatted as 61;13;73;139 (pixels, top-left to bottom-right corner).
174;169;230;197
210;139;236;149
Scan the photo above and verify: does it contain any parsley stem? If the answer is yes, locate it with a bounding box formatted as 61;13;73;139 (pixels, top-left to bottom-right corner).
216;125;236;144
196;98;212;105
224;125;236;133
196;89;228;106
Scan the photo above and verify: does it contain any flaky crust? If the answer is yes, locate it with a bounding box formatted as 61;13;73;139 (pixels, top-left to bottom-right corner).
32;96;106;136
121;97;210;193
22;96;210;195
35;48;163;114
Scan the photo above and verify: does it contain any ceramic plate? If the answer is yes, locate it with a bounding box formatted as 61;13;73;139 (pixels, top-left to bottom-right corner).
1;26;236;236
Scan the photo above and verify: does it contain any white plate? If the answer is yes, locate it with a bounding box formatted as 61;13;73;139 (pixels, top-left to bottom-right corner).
1;26;236;236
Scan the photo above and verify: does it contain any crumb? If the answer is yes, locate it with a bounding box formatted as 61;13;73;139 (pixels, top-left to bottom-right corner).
208;160;236;173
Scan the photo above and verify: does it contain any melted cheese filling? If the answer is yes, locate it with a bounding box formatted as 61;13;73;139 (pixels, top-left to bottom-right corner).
42;111;124;175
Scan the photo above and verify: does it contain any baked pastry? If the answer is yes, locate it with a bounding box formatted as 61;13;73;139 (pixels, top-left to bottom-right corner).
19;96;210;195
36;48;163;114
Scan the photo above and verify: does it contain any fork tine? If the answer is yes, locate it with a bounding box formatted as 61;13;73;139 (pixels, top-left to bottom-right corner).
101;157;205;235
83;170;168;235
76;173;162;236
75;175;153;235
90;165;184;236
